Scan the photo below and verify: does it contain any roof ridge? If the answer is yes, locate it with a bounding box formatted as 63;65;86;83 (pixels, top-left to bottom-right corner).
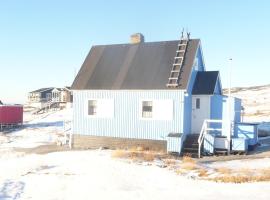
92;39;200;48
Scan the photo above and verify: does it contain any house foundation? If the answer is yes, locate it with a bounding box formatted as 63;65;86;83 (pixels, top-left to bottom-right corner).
72;134;167;151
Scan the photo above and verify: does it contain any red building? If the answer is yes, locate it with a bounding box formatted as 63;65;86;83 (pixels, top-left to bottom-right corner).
0;105;23;130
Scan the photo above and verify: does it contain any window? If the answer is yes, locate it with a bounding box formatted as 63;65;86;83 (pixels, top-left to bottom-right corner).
142;101;153;118
88;100;97;115
46;93;52;101
87;99;114;118
141;100;173;120
196;98;200;109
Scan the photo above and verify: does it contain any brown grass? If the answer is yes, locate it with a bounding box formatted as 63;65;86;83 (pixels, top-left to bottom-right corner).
236;168;253;176
164;159;177;166
211;167;270;183
142;152;155;162
182;156;196;164
129;146;145;152
216;167;231;175
210;175;251;183
136;146;144;151
198;168;208;177
210;174;270;183
182;162;198;170
112;150;270;183
111;149;128;158
175;168;186;175
111;149;160;162
180;156;198;170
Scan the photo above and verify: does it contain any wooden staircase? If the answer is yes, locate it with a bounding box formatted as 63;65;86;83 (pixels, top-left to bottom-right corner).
182;134;202;158
33;101;60;114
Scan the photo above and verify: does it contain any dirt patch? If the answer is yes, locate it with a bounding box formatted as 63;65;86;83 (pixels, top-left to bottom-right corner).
15;144;72;154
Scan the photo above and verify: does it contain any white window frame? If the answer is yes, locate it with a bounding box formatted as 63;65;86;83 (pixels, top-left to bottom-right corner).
141;100;154;119
139;99;174;121
88;100;98;116
86;99;114;118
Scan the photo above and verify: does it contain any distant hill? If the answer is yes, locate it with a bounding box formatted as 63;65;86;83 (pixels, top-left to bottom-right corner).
223;84;270;122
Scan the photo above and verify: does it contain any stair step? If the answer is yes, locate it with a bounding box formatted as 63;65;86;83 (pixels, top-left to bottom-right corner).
183;142;201;146
215;149;228;155
183;147;198;152
184;139;199;142
183;144;199;148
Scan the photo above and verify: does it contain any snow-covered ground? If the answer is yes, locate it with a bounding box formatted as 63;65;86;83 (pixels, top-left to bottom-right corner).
0;109;72;150
224;84;270;122
0;108;270;200
1;150;270;200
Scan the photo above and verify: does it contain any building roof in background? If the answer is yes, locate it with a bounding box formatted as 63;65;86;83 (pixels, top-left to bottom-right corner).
192;71;220;95
29;87;54;93
71;39;200;90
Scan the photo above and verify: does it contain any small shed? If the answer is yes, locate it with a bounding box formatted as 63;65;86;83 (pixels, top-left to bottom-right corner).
0;105;23;130
167;133;183;154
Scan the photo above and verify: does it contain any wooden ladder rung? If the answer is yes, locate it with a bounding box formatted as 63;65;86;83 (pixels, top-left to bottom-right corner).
176;50;185;52
166;84;178;87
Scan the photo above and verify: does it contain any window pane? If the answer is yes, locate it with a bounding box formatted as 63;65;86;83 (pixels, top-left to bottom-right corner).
88;100;97;115
196;98;200;109
142;101;153;118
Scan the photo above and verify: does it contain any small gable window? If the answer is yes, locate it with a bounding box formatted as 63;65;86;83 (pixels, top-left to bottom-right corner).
142;101;153;118
196;98;200;109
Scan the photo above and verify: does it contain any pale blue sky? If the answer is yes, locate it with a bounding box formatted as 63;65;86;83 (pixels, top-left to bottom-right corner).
1;0;270;103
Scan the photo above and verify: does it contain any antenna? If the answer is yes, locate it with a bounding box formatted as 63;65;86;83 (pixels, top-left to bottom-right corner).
187;32;191;40
181;28;184;38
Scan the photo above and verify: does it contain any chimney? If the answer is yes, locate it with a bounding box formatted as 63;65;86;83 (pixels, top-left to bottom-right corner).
130;33;144;44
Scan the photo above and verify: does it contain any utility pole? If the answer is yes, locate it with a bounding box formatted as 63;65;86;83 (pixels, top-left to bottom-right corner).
228;58;232;155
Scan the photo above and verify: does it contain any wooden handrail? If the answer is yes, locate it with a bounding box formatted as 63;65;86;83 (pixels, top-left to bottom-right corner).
197;119;224;158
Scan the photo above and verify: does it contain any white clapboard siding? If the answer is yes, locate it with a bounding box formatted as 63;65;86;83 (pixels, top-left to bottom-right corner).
73;90;186;140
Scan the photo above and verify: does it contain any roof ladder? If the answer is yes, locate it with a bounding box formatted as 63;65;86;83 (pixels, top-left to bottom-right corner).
166;35;189;88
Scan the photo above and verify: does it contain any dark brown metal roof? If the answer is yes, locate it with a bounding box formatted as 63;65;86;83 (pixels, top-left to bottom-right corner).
192;71;219;95
71;39;200;90
30;87;54;93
